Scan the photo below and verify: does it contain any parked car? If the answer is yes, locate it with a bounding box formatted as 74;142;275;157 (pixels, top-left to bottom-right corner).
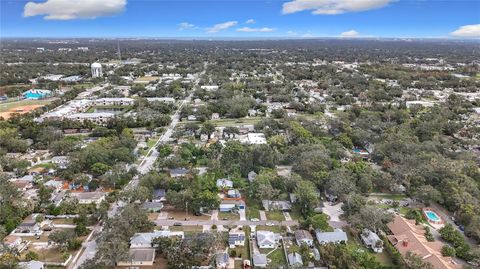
173;222;182;226
250;218;259;222
265;222;274;226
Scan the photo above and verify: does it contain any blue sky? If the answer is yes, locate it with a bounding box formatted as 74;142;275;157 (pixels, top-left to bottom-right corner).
1;0;479;38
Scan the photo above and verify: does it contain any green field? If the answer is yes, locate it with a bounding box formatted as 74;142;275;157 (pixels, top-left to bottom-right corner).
0;98;53;113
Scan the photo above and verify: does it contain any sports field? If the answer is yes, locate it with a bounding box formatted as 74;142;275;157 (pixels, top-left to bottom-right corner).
0;99;53;119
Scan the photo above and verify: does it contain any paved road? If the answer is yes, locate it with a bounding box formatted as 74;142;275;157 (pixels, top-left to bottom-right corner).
154;219;298;226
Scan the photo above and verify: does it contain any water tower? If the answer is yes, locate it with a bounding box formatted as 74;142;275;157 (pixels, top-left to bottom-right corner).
91;62;103;78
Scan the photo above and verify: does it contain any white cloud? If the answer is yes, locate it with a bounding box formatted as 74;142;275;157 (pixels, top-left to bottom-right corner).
206;21;238;33
450;24;480;38
178;22;195;31
24;0;126;20
287;30;298;35
282;0;395;15
302;33;315;38
236;27;275;33
340;30;359;37
246;19;256;24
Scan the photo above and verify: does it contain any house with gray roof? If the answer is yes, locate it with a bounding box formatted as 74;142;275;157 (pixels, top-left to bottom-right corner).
288;252;303;267
19;261;45;269
117;248;156;266
257;230;279;248
295;230;313;246
215;252;230;268
142;202;164;212
253;254;268;267
315;228;348;245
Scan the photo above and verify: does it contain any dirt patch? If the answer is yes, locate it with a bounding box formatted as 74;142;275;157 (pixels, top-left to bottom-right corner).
0;104;44;119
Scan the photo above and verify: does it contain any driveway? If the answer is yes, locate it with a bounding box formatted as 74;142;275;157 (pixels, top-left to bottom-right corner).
239;209;246;221
259;210;267;221
322;202;347;228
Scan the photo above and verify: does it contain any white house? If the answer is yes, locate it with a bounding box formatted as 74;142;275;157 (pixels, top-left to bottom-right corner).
19;261;45;269
257;230;279;248
216;178;233;189
253;254;268;267
315;229;348;245
70;192;106;205
288;252;303;267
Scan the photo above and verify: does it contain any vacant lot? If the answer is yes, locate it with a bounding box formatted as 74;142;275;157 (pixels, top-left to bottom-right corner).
0;99;53;119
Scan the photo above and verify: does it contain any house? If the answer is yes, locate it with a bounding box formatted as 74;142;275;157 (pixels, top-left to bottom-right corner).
117;248;156;266
19;261;45;269
216;178;233;189
257;230;279;248
70;192;106;205
11;180;33;192
44;179;63;191
215;252;230;269
211;113;220;120
288;252;303;267
315;229;348;245
219;200;245;212
3;235;23;250
227;189;241;199
228;229;245;248
360;229;383;253
15;219;41;235
51;156;69;169
262;200;292;211
142;202;164;212
295;230;314;246
387;215;462;269
252;254;268;267
245;133;267;144
152;188;166;202
170;168;189;178
248;171;257;183
130;230;184;248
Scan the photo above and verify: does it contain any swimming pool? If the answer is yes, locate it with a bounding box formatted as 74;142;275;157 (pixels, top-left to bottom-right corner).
23;90;51;100
424;210;442;224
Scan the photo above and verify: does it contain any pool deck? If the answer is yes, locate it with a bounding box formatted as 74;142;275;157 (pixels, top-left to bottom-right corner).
423;207;444;229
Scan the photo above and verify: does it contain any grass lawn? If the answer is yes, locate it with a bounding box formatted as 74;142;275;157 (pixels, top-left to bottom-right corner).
263;248;287;267
169;225;203;233
256;225;283;233
0;98;53;112
51;218;75;225
266;211;284;221
146;137;158;148
31;163;57;170
210;117;263;127
370;193;407;201
163;208;211;221
218;211;240;221
246;208;260;220
22;247;74;263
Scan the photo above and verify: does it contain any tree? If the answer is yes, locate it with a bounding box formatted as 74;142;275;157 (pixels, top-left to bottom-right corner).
200;121;216;139
304;213;332;231
441;245;456;257
25;251;39;261
49;230;75;251
38;185;53;206
413;185;443;205
326;168;357;199
349;205;393;232
294;180;319;217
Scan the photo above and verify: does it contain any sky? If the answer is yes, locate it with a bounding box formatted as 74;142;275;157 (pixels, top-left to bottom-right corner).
1;0;479;39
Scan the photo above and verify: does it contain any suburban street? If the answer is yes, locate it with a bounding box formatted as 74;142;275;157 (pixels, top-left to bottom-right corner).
69;72;201;269
154;219;299;227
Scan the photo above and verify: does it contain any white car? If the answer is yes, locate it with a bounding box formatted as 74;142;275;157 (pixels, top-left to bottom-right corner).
266;222;274;226
250;218;260;222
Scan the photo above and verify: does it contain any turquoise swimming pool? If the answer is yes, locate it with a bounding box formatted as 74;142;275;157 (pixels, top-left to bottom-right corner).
23;90;50;99
425;210;441;223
